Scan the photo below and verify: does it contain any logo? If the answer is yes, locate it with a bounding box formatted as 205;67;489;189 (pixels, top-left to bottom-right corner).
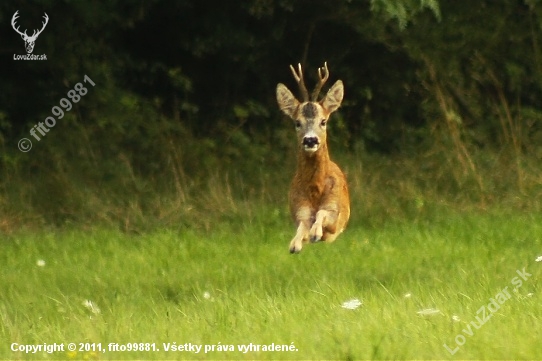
12;10;48;60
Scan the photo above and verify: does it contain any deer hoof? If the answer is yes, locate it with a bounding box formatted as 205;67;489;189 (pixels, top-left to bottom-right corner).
310;235;321;243
289;242;302;254
309;226;323;242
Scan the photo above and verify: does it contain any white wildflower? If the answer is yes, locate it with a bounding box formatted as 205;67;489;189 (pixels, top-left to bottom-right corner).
36;259;46;267
535;255;542;262
82;300;101;314
404;293;412;298
341;298;362;310
203;291;211;300
452;315;461;322
416;308;440;316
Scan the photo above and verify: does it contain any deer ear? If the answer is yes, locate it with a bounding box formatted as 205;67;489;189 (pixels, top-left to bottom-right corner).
276;83;299;119
321;80;344;114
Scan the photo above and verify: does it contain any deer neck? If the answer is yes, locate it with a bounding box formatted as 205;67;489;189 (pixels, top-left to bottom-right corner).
296;142;330;184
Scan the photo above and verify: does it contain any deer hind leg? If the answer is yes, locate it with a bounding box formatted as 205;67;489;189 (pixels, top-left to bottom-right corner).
310;209;338;243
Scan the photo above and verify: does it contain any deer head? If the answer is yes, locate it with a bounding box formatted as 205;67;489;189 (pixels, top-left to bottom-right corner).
276;62;344;154
11;11;49;54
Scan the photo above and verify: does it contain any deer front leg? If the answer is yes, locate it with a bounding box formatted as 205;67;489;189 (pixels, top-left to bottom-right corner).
290;220;310;253
290;206;312;253
310;208;338;243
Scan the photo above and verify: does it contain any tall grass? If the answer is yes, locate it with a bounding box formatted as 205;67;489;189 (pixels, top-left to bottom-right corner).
3;134;542;235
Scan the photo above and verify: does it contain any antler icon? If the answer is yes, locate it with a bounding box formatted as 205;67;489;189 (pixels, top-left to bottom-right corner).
12;10;49;54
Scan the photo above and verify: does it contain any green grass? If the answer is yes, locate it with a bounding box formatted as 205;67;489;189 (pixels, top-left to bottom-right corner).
1;210;541;360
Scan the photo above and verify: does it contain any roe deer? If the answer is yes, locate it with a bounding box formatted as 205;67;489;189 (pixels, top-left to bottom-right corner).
276;62;350;253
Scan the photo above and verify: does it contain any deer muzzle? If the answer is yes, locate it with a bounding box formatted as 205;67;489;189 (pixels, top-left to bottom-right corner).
302;136;320;152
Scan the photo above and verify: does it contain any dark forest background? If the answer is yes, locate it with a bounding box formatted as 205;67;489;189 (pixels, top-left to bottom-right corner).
1;0;542;232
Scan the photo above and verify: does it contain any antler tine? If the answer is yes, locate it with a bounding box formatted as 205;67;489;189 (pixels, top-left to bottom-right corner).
311;62;330;101
289;63;309;102
35;13;49;36
11;10;27;37
42;13;49;27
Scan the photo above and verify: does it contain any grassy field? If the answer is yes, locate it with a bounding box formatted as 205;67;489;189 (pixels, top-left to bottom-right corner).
1;210;541;360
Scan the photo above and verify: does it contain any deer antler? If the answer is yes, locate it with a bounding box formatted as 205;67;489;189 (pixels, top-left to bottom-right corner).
11;11;27;37
311;62;330;101
11;11;48;39
32;13;49;38
289;63;310;102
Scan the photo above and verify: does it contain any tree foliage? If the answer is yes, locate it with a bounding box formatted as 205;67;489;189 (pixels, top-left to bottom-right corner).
1;0;542;227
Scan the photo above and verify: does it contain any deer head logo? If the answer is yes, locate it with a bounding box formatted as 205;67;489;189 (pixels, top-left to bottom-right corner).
11;10;49;54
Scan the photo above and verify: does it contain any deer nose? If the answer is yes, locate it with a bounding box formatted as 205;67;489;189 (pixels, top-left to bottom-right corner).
302;136;319;148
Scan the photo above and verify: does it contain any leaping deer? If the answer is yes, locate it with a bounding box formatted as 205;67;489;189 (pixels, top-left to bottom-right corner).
276;62;350;253
11;10;49;54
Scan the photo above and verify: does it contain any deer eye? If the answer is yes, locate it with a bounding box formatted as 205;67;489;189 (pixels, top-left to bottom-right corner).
320;119;327;127
295;121;302;129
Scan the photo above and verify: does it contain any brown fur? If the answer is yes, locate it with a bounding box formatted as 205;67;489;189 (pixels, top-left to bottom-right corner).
276;63;350;253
